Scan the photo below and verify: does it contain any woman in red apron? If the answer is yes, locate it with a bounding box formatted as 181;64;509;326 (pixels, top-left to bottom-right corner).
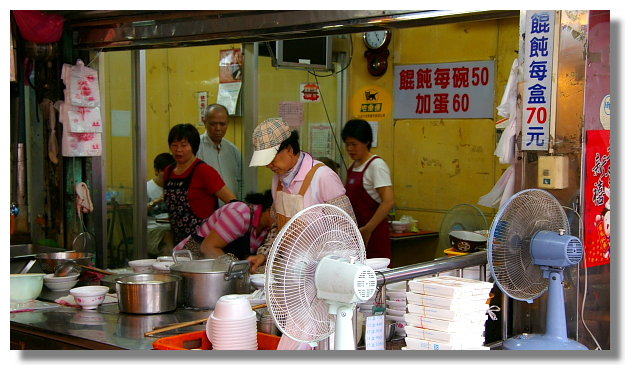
341;119;395;262
164;124;236;244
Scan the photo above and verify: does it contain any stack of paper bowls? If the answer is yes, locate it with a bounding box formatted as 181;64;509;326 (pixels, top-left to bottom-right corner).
385;281;407;336
402;275;493;350
359;258;390;316
206;294;257;350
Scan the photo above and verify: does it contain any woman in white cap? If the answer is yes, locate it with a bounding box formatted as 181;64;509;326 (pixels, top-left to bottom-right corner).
246;118;356;274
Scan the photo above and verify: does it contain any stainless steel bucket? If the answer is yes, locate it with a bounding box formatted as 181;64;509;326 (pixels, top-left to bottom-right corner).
115;273;181;314
169;251;250;309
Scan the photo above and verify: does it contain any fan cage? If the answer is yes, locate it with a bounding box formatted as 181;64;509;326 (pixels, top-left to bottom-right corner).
488;189;570;302
265;204;366;343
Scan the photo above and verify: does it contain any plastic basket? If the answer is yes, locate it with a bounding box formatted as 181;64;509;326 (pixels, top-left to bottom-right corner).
153;330;281;350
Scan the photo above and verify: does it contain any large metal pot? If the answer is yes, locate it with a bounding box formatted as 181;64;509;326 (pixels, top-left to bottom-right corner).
35;251;94;274
115;273;181;314
169;251;250;309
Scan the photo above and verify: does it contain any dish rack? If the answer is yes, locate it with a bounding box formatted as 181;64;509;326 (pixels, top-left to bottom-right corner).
153;330;281;350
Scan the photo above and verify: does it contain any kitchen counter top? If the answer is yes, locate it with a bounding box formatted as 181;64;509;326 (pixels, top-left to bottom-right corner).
10;301;212;350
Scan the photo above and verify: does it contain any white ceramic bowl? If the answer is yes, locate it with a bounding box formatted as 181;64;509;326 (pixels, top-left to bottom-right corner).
152;261;173;274
10;273;45;302
129;259;156;273
70;285;109;310
390;221;409;233
386;281;407;292
250;274;265;289
366;258;391;270
386;291;407;301
43;273;80;283
44;277;79;292
213;294;254;320
386;300;407;310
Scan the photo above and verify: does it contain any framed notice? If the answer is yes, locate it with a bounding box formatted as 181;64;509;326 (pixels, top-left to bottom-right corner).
393;60;495;119
521;10;556;151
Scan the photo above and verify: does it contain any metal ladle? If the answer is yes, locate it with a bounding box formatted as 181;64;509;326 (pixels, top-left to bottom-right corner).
54;261;82;277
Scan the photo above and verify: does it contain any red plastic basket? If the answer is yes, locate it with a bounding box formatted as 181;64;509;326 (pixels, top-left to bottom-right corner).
153;330;281;350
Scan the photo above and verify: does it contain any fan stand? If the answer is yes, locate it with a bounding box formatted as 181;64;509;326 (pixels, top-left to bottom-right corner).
327;302;356;350
503;269;588;350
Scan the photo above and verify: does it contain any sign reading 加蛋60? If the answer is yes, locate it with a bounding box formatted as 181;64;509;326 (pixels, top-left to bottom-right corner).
393;60;496;119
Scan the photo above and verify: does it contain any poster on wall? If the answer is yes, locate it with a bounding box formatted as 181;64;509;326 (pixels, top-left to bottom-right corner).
393;60;495;119
351;85;392;121
219;48;242;84
583;130;610;268
309;123;332;159
218;48;243;115
279;101;304;128
300;83;320;103
521;10;556;151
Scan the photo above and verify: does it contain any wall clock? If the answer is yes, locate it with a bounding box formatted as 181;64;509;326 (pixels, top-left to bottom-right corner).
363;30;391;50
363;30;391;77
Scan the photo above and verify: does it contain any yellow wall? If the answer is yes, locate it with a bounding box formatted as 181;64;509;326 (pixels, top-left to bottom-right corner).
104;45;245;200
347;18;519;246
103;51;134;202
256;57;340;193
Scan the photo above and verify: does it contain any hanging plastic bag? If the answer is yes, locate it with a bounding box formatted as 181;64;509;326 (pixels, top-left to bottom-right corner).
13;10;64;44
62;60;101;107
478;166;515;209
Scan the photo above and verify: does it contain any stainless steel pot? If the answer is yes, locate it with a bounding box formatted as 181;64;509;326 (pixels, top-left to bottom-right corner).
115;273;181;314
169;250;250;309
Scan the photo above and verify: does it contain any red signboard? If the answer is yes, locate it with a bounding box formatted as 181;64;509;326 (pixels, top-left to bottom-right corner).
583;130;610;268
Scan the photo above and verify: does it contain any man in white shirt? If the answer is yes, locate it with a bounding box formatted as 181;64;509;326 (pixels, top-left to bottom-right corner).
196;104;242;203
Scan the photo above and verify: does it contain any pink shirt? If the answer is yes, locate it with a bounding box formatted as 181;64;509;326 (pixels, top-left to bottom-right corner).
174;201;268;254
271;152;346;208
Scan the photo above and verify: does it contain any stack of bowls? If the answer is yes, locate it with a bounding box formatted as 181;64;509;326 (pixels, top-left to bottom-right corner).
385;281;407;336
43;273;80;292
359;258;390;316
206;294;257;350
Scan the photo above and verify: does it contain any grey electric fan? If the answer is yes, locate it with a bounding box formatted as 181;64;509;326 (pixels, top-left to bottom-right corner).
437;203;489;251
488;189;587;350
265;204;377;350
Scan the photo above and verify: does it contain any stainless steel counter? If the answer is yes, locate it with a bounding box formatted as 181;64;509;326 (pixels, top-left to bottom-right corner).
10;301;212;350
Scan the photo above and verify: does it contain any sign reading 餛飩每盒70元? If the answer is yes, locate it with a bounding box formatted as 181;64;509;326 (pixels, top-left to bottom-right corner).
521;10;556;151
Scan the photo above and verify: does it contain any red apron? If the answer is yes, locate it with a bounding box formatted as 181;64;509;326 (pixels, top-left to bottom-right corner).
345;156;392;262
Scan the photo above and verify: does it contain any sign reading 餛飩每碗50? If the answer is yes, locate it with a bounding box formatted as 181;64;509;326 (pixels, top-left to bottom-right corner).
393;60;495;119
521;10;556;151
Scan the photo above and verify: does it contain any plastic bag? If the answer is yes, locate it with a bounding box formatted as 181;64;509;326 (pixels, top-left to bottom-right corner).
13;10;64;44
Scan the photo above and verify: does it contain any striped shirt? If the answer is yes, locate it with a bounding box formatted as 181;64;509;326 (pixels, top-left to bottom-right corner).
174;201;268;254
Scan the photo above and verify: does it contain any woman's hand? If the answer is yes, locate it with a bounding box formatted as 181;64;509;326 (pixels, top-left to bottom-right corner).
359;225;373;245
247;254;267;273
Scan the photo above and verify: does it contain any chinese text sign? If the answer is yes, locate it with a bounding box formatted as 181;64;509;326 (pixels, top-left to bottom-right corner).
393;60;495;119
583;130;610;268
521;10;556;151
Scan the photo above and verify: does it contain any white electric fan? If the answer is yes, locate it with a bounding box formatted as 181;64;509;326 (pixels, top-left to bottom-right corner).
265;204;377;350
488;189;587;350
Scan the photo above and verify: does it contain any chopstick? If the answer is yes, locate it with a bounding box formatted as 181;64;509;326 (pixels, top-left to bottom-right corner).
144;303;268;337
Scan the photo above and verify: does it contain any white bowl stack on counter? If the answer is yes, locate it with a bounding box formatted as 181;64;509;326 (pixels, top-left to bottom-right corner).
358;258;390;316
384;281;408;337
206;294;258;350
402;275;494;350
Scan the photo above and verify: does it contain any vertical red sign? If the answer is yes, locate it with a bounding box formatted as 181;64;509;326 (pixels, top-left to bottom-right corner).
583;130;610;268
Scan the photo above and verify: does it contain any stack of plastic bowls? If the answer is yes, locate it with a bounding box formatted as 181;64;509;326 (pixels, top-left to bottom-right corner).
206;294;257;350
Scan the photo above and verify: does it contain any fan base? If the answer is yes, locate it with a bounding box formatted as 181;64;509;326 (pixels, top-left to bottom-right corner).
503;333;588;350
